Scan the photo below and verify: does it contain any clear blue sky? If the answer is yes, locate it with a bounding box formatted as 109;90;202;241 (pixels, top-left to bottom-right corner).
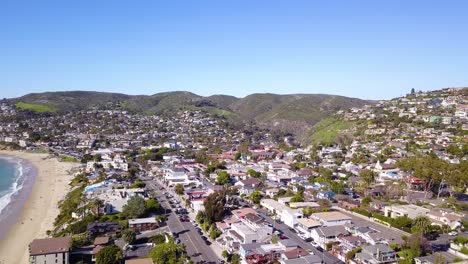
1;0;467;100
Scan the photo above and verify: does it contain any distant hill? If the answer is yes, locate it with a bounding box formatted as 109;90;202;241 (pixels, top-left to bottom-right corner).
230;93;369;139
10;90;371;142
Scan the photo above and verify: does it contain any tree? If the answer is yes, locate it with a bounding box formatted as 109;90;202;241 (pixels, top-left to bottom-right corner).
209;224;221;239
412;216;432;235
317;199;331;208
359;169;375;188
222;250;229;260
122;229;136;245
155;214;167;223
90;198;104;216
397;156;450;198
411;88;416;94
230;253;241;264
216;171;231;185
149;240;184;264
361;196;371;207
246;169;262;178
146;198;161;214
175;183;184;195
290;193;304;203
96;245;123;264
399;233;430;263
122;196;146;219
249;190;262;204
271;234;279;243
203;190;227;223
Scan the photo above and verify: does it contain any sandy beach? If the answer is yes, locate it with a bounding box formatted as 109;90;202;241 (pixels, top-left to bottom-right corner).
0;151;78;264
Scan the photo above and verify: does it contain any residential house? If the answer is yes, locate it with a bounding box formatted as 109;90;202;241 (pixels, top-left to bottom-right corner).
235;177;262;196
260;199;288;215
311;212;352;227
281;247;309;261
129;217;159;232
281;208;304;228
227;222;272;247
428;209;464;230
244;243;284;263
87;222;122;238
279;254;322;264
354;244;399;264
91;236;110;262
310;226;350;249
333;236;366;262
125;259;154;264
317;191;335;200
29;236;72;264
295;218;322;238
384;204;429;219
266;188;280;198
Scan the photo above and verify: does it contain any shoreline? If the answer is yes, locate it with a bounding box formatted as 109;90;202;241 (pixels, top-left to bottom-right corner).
0;155;36;240
0;151;77;264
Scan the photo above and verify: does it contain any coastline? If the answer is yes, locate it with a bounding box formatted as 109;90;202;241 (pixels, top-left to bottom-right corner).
0;151;77;264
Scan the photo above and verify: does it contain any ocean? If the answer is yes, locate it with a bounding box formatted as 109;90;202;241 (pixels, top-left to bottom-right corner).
0;155;36;239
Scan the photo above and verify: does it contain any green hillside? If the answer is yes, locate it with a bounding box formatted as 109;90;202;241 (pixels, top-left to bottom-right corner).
10;90;370;142
15;102;57;113
308;116;356;145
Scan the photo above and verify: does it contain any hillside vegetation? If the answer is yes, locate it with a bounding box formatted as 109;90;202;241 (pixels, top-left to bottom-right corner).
308;116;356;145
11;90;370;142
15;102;57;113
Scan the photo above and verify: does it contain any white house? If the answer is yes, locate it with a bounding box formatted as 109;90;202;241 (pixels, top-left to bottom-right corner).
295;218;322;238
311;226;350;249
311;212;352;227
384;204;429;219
280;208;304;228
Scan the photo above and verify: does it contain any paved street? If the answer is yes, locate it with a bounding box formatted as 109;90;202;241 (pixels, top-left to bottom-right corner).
257;209;343;264
144;179;221;264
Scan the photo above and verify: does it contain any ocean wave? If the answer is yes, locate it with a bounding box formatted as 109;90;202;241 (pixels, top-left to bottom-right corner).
0;157;32;215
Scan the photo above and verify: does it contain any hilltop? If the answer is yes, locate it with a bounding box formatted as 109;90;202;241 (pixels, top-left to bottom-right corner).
9;90;371;142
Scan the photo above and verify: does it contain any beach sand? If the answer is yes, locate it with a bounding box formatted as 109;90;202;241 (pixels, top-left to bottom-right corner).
0;151;78;264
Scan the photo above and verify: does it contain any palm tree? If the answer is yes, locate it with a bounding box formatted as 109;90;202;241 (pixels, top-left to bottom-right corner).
91;198;104;216
413;216;432;235
122;229;137;245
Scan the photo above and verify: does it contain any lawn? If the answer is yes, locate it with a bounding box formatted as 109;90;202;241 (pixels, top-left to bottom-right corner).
310;116;355;144
15;102;57;113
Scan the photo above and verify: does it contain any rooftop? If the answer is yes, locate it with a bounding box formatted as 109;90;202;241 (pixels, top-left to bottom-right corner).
125;258;154;264
29;236;72;256
129;217;157;225
312;211;352;222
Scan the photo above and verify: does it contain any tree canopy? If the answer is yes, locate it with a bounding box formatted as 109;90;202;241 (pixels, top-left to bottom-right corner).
216;171;231;185
203;189;227;223
175;183;184;195
246;169;262;178
149;240;184;264
96;245;123;264
122;196;146;219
